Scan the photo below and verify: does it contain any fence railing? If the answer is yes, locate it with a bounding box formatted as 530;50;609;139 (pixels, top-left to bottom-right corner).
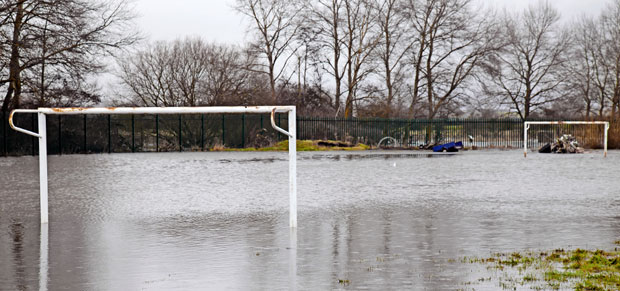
297;117;528;148
2;112;618;156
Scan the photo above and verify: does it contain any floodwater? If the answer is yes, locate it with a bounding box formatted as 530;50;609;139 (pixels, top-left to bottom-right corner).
0;150;619;290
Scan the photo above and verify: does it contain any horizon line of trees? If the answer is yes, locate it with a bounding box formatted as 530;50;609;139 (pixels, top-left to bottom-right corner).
1;0;620;121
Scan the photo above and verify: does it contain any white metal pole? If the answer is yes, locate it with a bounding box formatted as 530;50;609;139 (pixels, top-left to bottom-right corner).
288;109;297;228
288;228;297;291
524;123;528;158
39;223;49;291
38;113;49;224
604;122;609;158
9;107;300;227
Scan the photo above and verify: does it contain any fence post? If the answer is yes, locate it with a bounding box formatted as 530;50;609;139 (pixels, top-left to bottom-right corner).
242;113;245;148
57;116;62;155
31;114;36;156
201;114;204;151
107;115;111;154
222;114;225;146
131;115;135;153
179;114;182;152
155;114;159;152
83;115;87;154
2;111;6;156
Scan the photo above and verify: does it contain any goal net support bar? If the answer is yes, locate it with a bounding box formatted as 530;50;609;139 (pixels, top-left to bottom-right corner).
9;106;298;228
524;121;609;158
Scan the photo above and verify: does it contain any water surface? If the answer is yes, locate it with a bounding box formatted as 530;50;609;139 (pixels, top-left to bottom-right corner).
0;150;619;290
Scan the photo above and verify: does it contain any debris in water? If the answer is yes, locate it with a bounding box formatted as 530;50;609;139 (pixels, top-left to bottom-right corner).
432;141;464;153
538;135;584;154
338;279;351;286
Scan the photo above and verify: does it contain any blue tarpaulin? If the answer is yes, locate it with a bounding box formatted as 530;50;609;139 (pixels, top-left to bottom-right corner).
432;141;463;152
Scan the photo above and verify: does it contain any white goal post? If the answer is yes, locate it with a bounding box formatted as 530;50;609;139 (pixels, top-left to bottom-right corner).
9;106;298;228
524;121;610;158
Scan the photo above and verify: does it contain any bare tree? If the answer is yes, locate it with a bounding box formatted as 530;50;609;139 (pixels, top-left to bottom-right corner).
291;25;321;105
404;0;501;119
483;2;570;120
373;0;411;117
204;45;259;105
309;0;347;114
235;0;301;104
0;1;17;93
118;42;174;106
309;0;380;118
342;0;381;118
601;0;620;117
170;39;211;106
566;17;611;118
0;0;138;111
119;39;255;107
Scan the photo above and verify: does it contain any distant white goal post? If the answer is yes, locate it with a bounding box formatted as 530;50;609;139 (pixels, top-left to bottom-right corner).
524;121;610;158
9;106;298;228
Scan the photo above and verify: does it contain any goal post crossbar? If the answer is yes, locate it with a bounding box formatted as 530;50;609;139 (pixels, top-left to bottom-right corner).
524;121;610;158
8;106;298;228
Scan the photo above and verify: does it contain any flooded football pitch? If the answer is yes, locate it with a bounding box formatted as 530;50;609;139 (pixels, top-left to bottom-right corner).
1;150;619;290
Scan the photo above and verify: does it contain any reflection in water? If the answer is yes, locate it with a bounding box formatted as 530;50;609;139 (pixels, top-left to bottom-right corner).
302;152;456;161
39;224;48;291
0;150;618;289
10;221;27;291
288;228;297;291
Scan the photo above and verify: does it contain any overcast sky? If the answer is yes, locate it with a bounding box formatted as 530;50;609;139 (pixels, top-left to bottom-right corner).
132;0;611;44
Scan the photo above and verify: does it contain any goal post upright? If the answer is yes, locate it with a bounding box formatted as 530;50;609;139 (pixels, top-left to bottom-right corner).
38;112;49;224
288;108;297;228
9;106;298;228
524;122;529;158
523;121;610;158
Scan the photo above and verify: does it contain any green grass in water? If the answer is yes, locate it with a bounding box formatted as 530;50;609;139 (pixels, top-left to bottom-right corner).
464;248;620;290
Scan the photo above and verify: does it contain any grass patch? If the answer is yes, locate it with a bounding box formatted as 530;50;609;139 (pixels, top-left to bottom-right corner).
211;140;371;152
338;279;351;286
464;248;620;290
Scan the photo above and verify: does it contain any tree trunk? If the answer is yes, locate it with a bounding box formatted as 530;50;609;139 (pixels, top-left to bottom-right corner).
524;96;531;120
409;41;425;118
269;59;277;104
385;73;393;117
524;77;532;119
344;92;353;118
2;2;24;112
2;84;14;112
383;16;393;118
426;37;434;119
332;9;342;114
599;94;606;117
611;56;620;117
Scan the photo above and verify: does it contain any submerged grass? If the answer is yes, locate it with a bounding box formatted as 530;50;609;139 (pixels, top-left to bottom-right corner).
464;247;620;290
211;140;371;152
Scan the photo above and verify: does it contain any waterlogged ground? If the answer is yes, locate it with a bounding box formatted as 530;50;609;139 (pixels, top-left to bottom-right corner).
0;150;619;290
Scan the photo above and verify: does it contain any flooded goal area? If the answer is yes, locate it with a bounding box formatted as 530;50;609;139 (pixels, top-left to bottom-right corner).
0;150;618;290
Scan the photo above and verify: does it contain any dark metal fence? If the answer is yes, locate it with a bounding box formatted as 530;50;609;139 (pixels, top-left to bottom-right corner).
1;112;618;156
298;117;527;148
2;113;291;156
297;117;617;150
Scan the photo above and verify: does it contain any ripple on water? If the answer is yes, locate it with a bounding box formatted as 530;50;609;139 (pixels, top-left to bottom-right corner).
0;150;618;290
